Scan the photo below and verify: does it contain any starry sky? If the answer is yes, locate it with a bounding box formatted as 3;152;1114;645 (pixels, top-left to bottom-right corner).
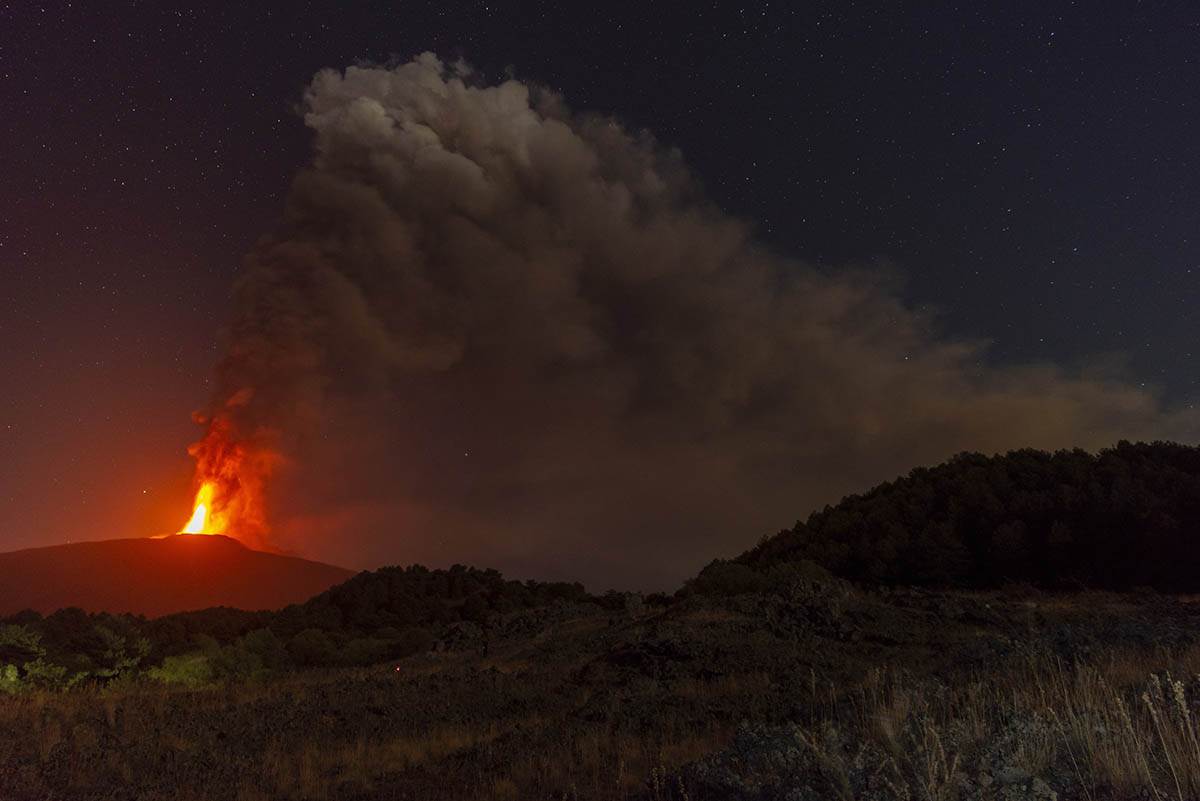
1;1;1197;558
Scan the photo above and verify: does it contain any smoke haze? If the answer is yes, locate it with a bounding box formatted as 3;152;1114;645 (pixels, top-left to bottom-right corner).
204;53;1196;589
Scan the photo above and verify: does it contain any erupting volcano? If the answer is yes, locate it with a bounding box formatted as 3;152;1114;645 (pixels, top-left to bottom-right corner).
180;482;215;534
0;392;347;618
178;411;279;549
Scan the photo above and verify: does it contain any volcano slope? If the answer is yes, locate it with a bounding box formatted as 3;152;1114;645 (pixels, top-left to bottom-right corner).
0;534;354;616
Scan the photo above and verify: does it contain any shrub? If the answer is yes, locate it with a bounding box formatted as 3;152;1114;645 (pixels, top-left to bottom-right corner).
289;629;337;667
22;658;73;689
341;638;390;666
391;627;434;658
148;653;214;687
0;664;20;694
239;629;289;671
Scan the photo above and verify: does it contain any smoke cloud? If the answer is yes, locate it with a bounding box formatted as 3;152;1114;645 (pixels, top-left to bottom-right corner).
204;53;1196;588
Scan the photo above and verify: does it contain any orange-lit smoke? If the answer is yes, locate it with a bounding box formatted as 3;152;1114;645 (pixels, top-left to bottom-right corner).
178;414;278;547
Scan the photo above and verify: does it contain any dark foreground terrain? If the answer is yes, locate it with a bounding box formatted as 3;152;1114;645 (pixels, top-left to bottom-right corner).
4;576;1200;800
8;443;1200;800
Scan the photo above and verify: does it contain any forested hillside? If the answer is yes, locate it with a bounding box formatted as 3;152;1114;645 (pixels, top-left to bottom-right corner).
710;441;1200;591
1;565;595;690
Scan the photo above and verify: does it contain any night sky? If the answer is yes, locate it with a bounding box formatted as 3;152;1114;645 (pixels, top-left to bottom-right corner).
2;2;1198;577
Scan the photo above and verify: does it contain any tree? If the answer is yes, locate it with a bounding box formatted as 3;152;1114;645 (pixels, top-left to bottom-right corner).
91;625;150;680
0;625;45;666
289;629;336;667
729;442;1200;592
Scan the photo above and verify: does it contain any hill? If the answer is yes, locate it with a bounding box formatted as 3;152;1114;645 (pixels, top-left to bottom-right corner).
0;534;355;616
714;440;1200;592
0;562;602;687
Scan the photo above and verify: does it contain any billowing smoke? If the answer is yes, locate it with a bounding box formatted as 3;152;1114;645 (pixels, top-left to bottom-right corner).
197;52;1196;588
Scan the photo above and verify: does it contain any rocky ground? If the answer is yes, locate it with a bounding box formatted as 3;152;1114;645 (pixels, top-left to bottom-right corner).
4;575;1200;800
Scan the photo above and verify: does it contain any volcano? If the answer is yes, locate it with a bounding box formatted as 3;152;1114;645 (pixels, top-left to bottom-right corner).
0;535;355;617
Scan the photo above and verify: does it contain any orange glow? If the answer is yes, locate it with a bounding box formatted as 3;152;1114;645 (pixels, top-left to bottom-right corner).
179;413;278;547
180;482;217;534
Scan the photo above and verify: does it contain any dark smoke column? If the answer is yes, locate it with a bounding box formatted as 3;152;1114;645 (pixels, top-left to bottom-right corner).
187;53;1193;586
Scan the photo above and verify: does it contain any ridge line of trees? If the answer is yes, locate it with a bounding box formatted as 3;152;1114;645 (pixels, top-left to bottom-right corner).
1;564;597;692
690;441;1200;595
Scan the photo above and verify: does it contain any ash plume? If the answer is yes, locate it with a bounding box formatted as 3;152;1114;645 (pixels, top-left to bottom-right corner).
198;52;1197;588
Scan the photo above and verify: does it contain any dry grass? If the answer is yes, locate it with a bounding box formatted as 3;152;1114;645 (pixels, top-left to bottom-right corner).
5;634;1200;799
769;645;1200;801
1036;662;1200;801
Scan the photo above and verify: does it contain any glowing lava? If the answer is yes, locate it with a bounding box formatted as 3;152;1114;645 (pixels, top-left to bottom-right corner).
180;482;217;534
177;412;278;546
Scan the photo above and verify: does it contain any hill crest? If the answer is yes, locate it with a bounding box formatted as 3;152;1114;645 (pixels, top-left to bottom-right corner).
0;534;354;617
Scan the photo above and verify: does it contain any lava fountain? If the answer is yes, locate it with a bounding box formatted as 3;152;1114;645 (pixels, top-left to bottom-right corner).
177;412;278;546
181;482;216;533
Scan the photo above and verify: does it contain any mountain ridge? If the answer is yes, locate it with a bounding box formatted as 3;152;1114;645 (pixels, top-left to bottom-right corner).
0;534;355;617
